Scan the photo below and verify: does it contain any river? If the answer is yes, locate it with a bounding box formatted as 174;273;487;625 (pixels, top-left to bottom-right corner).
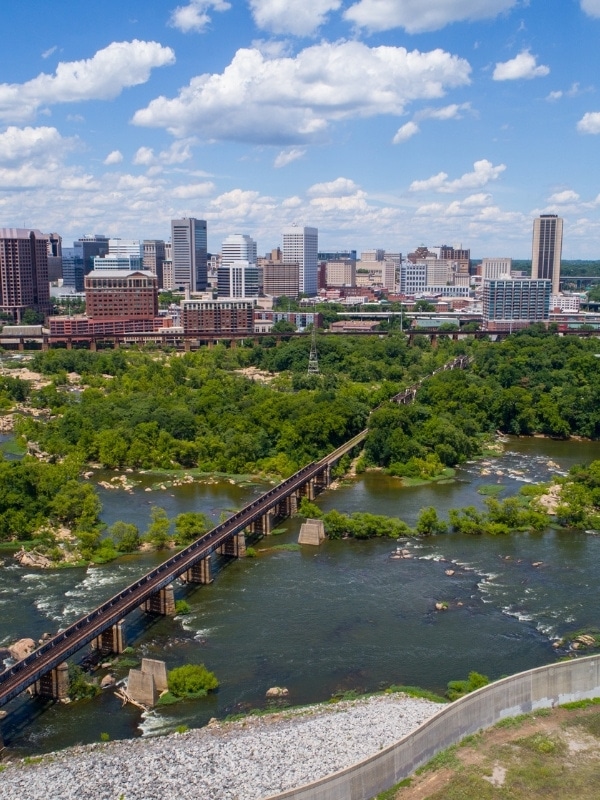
1;436;599;756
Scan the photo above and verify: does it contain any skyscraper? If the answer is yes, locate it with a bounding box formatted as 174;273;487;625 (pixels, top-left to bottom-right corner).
171;218;207;292
531;215;563;295
0;228;51;321
218;234;259;298
282;225;318;295
221;234;257;268
66;234;109;291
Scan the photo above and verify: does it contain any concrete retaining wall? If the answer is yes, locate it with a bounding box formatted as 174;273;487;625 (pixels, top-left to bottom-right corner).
266;655;600;800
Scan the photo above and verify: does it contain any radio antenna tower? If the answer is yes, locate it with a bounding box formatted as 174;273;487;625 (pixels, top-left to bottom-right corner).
307;305;320;375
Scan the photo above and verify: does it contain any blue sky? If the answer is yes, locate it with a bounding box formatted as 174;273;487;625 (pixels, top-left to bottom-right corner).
1;0;600;258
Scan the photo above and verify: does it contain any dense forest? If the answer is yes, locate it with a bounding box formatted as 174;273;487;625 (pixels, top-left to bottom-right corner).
0;327;599;557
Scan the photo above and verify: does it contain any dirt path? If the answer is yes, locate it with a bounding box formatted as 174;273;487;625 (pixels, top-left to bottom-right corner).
393;703;600;800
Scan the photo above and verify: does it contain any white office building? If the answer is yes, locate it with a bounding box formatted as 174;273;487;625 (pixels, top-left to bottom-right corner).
108;239;142;258
481;258;512;281
217;260;259;299
282;225;318;295
221;234;257;268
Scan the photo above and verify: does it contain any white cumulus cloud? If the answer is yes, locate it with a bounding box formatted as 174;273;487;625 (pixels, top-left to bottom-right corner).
547;190;580;204
493;51;549;81
0;125;84;189
171;182;215;198
0;40;175;124
581;0;600;17
577;111;600;134
344;0;517;33
307;177;360;196
274;148;306;168
249;0;342;36
104;150;123;165
133;140;196;166
393;103;470;143
410;159;505;193
169;0;230;33
133;41;471;144
393;121;420;143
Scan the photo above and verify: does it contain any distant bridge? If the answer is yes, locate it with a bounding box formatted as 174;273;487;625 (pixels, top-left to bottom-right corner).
0;356;470;717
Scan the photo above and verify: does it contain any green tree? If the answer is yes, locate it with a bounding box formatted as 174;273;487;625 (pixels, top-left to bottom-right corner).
416;506;447;536
145;506;171;548
109;521;141;552
174;512;212;545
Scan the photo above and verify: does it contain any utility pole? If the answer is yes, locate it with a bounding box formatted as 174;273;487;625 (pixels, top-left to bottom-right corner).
307;304;319;375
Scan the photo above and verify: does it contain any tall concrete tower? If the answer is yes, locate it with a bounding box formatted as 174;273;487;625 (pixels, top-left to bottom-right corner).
282;225;318;295
531;214;563;295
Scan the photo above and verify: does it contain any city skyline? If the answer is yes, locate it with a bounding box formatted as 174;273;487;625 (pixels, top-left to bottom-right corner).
1;1;600;256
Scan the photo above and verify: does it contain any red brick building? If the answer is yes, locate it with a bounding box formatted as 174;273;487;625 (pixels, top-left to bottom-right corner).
84;269;158;319
182;299;254;335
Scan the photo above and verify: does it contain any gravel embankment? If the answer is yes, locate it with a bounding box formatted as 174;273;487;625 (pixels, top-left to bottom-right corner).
0;694;440;800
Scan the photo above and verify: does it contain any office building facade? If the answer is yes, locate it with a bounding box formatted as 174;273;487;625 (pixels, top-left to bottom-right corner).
483;278;551;331
84;269;158;319
217;260;259;299
66;235;109;291
0;228;51;321
532;215;563;295
143;240;166;288
171;218;207;292
182;299;254;335
282;225;318;295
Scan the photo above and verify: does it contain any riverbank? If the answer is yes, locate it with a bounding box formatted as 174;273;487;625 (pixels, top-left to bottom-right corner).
0;693;440;800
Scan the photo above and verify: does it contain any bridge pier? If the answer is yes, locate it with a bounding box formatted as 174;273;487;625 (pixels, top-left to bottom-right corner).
314;465;331;493
217;531;247;557
33;662;70;701
297;480;315;501
143;584;176;615
182;556;213;584
92;620;126;656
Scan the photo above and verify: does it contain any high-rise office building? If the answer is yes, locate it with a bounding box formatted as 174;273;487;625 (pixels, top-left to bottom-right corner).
143;240;166;288
171;218;207;292
47;232;63;282
483;278;551;331
532;215;563;295
67;235;109;291
217;260;259;299
108;239;142;258
0;228;51;321
221;234;257;268
282;225;318;295
218;234;258;298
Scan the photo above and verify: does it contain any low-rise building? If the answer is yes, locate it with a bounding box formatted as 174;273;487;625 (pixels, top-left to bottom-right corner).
182;299;254;335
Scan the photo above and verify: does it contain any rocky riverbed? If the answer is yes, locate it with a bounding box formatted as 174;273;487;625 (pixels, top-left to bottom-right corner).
0;694;440;800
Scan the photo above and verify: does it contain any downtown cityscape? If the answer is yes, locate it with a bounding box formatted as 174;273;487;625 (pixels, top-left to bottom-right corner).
0;210;594;347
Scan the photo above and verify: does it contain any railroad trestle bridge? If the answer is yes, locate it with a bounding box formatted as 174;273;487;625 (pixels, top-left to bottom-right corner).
0;354;470;724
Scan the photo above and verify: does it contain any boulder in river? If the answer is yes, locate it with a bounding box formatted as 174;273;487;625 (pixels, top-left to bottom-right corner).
9;638;36;661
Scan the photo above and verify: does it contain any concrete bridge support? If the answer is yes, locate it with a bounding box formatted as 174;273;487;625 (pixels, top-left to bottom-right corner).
297;480;315;502
182;557;213;584
250;511;273;537
33;662;70;701
313;466;330;493
143;584;176;615
217;531;247;557
92;620;126;655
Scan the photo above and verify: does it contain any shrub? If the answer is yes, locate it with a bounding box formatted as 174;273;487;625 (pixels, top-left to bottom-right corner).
167;663;219;698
